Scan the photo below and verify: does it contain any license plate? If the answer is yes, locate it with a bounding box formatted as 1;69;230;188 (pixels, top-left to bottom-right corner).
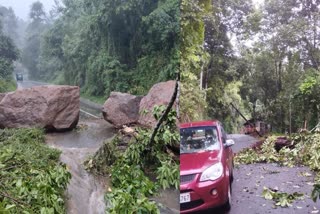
180;192;191;203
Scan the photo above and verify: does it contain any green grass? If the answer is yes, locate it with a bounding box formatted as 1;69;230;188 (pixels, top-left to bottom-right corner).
0;79;16;93
0;128;71;213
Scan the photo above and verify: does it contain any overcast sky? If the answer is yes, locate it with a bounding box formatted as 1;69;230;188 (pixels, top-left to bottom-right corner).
0;0;264;21
0;0;55;20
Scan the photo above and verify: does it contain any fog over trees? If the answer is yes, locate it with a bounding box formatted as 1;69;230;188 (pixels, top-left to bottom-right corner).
0;0;54;20
1;0;319;133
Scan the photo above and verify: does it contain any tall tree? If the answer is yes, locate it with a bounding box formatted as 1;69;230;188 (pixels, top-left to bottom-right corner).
22;1;47;80
38;0;179;98
0;16;19;92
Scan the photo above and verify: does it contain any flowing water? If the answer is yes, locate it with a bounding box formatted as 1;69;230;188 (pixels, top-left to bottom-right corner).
45;118;179;214
46;119;115;214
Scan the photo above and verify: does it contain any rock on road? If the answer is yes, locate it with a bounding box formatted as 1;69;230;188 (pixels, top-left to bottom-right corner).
17;80;103;118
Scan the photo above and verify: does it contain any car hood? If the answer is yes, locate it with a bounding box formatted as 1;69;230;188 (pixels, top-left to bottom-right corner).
180;150;221;175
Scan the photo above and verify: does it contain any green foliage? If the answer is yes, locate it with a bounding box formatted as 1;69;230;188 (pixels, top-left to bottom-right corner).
0;11;18;93
180;0;256;130
22;1;48;80
236;0;320;132
180;0;211;122
0;6;20;47
0;78;16;93
293;70;320;129
106;159;159;214
235;132;320;204
0;128;71;213
0;17;18;81
86;106;179;213
262;187;304;207
156;158;179;190
235;133;320;168
35;0;179;99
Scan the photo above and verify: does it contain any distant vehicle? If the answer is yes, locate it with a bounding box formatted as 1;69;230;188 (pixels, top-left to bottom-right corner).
180;120;235;213
16;73;23;81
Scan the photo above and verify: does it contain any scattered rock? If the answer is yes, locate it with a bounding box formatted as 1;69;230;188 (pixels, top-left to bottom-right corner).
0;85;80;131
121;126;136;135
138;80;176;128
102;92;142;128
102;80;176;128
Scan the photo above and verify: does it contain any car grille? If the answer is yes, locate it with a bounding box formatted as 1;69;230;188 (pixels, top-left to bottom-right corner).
180;199;204;211
180;174;196;184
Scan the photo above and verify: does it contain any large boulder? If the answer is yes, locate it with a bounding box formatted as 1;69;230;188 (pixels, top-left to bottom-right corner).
0;85;80;131
102;92;142;128
138;80;176;127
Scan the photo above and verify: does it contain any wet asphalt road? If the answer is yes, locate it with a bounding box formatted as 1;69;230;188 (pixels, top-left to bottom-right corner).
227;134;257;153
191;134;320;214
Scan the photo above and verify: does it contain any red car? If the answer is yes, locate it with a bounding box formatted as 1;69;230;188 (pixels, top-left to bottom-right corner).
180;120;235;213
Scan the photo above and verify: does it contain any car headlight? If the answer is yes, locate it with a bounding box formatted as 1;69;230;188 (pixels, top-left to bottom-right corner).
199;163;223;182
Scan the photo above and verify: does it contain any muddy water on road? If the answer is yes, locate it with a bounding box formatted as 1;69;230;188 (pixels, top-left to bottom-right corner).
46;119;115;214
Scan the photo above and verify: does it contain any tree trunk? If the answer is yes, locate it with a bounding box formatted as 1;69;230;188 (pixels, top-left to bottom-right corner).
148;72;180;147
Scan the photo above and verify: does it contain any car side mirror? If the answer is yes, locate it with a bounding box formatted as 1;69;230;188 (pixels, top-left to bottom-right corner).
225;139;235;147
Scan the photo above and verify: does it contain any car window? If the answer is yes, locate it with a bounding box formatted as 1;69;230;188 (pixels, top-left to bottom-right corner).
180;126;220;154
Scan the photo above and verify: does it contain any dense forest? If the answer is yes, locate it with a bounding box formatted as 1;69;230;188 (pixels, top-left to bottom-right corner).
1;0;319;132
182;0;320;133
20;0;179;100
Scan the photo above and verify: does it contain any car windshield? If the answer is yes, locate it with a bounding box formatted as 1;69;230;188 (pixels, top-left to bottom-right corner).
180;126;220;154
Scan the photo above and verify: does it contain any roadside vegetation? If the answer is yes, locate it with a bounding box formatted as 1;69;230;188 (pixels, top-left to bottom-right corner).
0;79;16;93
0;128;71;213
180;0;320;134
17;0;179;101
235;131;320;206
79;93;105;105
85;107;179;213
0;8;18;93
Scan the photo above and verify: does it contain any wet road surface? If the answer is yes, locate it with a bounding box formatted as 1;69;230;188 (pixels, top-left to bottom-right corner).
46;119;114;214
190;134;320;214
227;134;257;153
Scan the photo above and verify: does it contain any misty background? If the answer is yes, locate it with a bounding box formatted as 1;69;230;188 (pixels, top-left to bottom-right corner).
0;0;54;20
